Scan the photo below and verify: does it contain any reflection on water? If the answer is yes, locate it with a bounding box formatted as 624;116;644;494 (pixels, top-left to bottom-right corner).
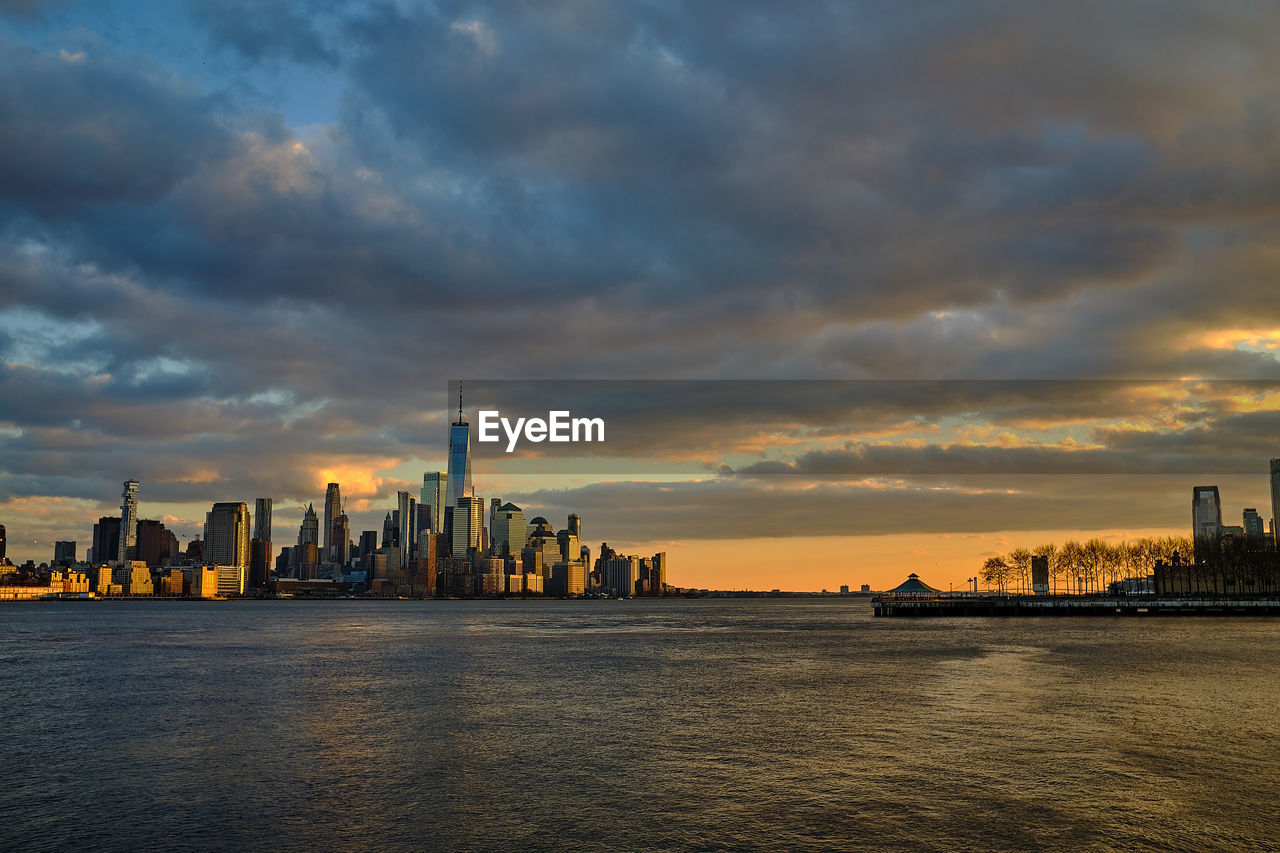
2;599;1278;852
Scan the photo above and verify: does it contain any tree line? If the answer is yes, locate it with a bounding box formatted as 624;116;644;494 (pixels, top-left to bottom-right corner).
979;536;1194;595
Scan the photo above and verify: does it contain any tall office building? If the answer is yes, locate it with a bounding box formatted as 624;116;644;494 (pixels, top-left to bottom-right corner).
1244;507;1265;544
452;495;484;559
205;502;251;570
568;513;581;541
444;383;472;537
382;512;396;549
136;519;178;567
298;503;319;549
323;483;341;562
492;502;526;556
358;530;378;562
250;497;274;590
92;517;121;567
421;472;445;534
397;491;416;570
118;479;139;563
1271;459;1280;550
0;522;6;563
1192;486;1222;563
53;540;76;566
253;498;272;543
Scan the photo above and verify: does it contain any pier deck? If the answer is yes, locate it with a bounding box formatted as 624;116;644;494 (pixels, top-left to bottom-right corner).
872;594;1280;617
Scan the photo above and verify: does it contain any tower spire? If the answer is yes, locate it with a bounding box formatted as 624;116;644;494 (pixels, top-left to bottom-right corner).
458;380;464;423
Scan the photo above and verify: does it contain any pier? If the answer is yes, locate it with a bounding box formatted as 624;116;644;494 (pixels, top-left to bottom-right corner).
872;594;1280;617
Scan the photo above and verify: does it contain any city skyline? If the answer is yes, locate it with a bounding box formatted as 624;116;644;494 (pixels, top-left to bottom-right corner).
3;3;1280;589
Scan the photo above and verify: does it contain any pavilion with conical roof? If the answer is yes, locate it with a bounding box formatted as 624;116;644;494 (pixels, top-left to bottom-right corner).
885;573;941;596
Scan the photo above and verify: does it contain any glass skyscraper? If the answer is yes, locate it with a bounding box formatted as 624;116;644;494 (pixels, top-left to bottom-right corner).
444;384;472;536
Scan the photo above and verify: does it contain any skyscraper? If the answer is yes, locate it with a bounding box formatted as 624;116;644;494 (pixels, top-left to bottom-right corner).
453;495;483;558
298;503;319;546
323;483;341;562
118;479;139;563
397;491;416;570
491;502;526;557
253;498;272;543
0;522;6;563
205;502;251;570
250;497;274;590
421;472;445;534
444;382;472;537
1244;507;1265;545
1271;459;1280;550
1192;486;1222;563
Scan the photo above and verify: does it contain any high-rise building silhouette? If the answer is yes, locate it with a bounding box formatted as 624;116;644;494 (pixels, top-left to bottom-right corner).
421;472;445;534
0;522;6;563
118;479;139;563
1192;486;1222;563
452;495;483;559
136;519;178;567
381;512;396;549
250;497;274;590
323;483;341;562
298;503;318;549
92;517;121;566
253;498;272;543
492;502;526;556
397;490;416;570
1244;507;1265;545
205;502;251;573
53;540;76;566
444;382;472;537
1271;459;1280;550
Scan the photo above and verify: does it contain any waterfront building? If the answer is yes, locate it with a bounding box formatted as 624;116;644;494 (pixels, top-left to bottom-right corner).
295;503;319;572
118;479;139;563
188;565;219;598
205;502;250;570
216;563;245;596
123;560;154;595
158;567;185;596
602;556;641;597
549;560;586;596
444;384;472;537
649;552;667;594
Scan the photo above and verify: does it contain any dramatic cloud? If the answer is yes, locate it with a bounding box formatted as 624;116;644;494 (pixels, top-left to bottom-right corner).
2;1;1279;572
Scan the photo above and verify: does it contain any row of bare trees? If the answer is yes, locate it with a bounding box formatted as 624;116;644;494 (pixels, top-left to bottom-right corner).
979;536;1194;595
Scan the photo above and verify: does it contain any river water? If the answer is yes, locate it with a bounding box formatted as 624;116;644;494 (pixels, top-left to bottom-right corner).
2;599;1277;851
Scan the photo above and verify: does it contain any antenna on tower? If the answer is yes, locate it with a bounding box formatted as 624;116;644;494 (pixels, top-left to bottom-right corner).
458;380;464;422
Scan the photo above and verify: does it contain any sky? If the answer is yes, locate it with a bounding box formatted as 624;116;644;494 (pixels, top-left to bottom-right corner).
2;1;1280;589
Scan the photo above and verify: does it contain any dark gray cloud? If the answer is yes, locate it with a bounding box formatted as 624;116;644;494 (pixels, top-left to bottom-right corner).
3;1;1280;560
